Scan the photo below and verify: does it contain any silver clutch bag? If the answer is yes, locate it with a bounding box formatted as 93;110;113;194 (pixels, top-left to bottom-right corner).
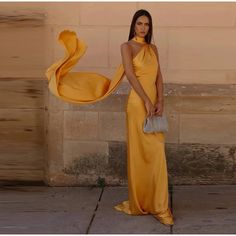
143;114;168;133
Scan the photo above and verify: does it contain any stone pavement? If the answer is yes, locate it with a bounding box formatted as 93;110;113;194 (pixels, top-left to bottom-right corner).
0;185;235;234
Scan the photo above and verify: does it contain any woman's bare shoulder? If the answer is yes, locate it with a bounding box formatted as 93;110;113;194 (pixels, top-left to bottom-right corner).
120;41;135;55
121;40;135;48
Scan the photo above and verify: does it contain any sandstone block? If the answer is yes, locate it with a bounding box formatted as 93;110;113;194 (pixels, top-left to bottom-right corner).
0;109;43;130
139;2;236;27
74;27;109;68
0;2;45;9
181;96;236;114
165;113;179;144
69;94;127;112
0;79;44;109
153;28;169;70
165;84;236;97
164;70;227;84
64;111;98;140
169;29;236;70
0;26;48;70
0;143;44;170
109;28;129;67
98;112;126;141
166;143;236;185
63;140;109;166
226;71;236;84
47;92;70;112
179;114;236;144
44;2;79;25
79;2;136;26
46;110;64;168
164;96;182;113
108;141;127;180
0;169;44;181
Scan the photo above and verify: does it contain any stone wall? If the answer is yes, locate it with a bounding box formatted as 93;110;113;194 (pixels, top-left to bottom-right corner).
0;6;47;183
0;79;45;183
1;2;236;83
45;82;236;186
0;2;236;185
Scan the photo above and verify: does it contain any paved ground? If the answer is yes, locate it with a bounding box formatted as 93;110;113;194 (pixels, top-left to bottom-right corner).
0;185;235;234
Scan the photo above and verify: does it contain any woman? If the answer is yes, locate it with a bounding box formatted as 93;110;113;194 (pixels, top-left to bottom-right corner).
46;8;173;227
114;9;174;226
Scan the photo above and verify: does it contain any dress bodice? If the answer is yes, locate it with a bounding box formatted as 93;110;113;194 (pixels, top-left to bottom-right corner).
132;44;159;82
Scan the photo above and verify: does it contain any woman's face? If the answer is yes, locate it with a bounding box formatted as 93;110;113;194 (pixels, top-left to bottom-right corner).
134;15;150;38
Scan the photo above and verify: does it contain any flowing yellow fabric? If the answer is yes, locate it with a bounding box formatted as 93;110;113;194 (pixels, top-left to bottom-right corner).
46;30;125;104
46;30;174;225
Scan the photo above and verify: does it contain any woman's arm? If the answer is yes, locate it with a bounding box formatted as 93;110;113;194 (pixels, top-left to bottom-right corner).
121;43;155;117
152;45;164;115
156;64;164;103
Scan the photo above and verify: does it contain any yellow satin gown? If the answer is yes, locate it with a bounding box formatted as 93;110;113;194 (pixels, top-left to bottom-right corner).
46;30;174;226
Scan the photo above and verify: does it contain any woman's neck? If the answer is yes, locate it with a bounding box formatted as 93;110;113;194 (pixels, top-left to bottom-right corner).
132;35;146;44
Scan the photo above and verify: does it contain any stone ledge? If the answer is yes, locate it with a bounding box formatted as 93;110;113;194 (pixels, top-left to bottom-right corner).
94;82;236;97
164;83;236;97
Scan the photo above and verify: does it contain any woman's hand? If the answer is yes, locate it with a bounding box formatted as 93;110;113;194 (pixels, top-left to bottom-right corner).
145;100;156;118
154;100;164;116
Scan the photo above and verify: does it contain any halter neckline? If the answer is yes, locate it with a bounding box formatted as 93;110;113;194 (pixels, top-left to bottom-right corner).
132;35;147;44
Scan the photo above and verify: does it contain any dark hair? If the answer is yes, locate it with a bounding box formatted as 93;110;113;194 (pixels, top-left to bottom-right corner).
128;9;153;44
